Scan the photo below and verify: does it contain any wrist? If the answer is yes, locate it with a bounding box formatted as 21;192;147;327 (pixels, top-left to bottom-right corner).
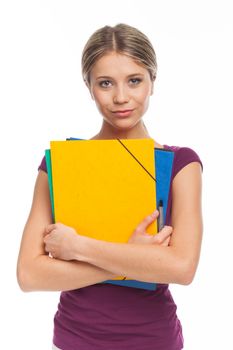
74;236;119;279
75;238;128;281
73;234;92;262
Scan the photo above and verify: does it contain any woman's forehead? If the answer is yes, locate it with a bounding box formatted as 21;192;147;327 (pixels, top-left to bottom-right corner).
91;52;148;79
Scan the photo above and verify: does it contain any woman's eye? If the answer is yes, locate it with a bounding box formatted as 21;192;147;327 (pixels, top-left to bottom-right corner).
99;80;112;88
129;78;142;85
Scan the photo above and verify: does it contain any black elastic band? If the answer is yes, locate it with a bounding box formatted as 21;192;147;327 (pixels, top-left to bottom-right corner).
116;138;156;182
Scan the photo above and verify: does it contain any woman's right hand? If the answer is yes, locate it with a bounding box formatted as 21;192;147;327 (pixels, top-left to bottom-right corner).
128;210;173;246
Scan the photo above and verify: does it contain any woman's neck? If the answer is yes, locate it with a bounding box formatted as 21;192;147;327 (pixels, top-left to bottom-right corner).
90;121;151;140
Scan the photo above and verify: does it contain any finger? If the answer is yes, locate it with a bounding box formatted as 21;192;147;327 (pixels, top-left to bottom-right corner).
43;234;50;244
161;236;171;247
45;224;57;234
135;210;159;233
154;225;173;244
44;242;50;253
159;225;173;238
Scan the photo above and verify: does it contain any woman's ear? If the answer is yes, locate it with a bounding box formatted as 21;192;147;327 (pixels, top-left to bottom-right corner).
150;74;156;95
150;81;154;96
89;89;94;100
85;79;94;100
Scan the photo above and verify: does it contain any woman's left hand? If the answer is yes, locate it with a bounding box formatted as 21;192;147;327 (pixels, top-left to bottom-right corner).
128;210;172;246
44;223;80;260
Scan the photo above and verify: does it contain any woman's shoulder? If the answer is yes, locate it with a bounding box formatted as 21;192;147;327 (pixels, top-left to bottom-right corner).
163;144;202;161
38;155;47;173
163;144;203;178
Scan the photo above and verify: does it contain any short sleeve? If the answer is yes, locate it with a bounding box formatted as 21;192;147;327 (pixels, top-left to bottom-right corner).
38;155;48;173
164;146;203;225
172;147;203;179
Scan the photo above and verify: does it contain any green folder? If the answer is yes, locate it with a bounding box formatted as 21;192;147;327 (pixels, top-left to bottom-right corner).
45;149;54;221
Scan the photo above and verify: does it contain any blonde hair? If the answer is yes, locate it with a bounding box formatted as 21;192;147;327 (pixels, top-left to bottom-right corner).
81;23;157;85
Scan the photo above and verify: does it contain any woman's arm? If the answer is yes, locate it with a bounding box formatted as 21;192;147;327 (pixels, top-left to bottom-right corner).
17;171;117;292
45;161;203;285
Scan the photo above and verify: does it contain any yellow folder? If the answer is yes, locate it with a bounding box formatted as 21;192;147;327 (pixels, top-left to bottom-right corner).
50;138;157;246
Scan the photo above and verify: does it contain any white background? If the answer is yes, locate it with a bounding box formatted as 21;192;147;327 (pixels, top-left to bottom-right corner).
1;0;233;349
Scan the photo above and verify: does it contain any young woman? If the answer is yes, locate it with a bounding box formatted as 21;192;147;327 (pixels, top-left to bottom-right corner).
17;23;203;350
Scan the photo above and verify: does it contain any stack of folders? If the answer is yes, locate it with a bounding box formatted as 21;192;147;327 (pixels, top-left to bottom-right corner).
45;137;174;291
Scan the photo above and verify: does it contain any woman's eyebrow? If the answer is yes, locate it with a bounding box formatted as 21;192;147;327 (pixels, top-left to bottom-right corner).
96;73;144;80
127;73;144;78
96;76;112;80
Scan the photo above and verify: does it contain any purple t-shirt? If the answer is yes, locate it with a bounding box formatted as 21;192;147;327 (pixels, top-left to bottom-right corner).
39;144;203;350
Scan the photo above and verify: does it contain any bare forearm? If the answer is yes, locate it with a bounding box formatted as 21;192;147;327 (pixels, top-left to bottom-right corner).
77;237;192;285
18;255;117;292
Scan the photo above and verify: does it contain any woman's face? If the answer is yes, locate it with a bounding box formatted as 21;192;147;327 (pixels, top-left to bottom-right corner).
88;52;154;131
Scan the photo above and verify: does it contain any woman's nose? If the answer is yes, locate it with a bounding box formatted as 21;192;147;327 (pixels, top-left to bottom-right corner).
113;86;129;104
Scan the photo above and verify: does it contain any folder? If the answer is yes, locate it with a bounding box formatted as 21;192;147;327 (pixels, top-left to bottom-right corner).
45;138;174;290
45;149;54;221
50;138;157;238
154;147;174;224
48;138;157;283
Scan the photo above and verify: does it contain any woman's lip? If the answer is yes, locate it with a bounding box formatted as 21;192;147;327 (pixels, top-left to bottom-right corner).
112;109;134;117
113;109;133;112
